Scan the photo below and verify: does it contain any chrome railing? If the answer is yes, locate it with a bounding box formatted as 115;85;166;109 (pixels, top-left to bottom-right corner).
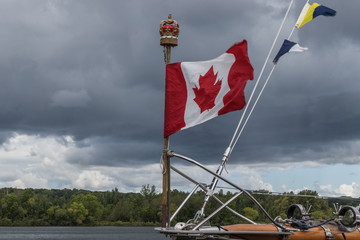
167;150;286;231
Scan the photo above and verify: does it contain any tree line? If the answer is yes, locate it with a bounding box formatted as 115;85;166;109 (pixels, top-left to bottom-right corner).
0;186;358;226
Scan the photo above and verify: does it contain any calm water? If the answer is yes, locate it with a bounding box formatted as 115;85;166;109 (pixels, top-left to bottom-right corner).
0;226;169;240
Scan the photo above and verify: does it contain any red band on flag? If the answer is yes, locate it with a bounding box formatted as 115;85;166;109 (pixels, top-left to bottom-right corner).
164;62;187;137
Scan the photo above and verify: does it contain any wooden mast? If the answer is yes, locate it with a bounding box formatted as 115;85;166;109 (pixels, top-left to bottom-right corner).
159;14;179;229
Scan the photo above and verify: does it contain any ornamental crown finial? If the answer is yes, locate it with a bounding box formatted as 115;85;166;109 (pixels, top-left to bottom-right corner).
159;14;179;46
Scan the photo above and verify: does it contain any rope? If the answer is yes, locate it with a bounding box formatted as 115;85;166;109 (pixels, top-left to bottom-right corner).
342;232;347;240
228;0;310;155
229;64;277;156
290;218;335;230
230;0;316;153
160;154;166;174
227;0;294;155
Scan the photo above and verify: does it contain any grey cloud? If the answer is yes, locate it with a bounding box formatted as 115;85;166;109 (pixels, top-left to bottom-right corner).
0;0;359;191
51;89;91;108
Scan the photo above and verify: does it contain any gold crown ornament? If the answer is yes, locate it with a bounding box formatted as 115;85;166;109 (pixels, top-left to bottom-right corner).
159;14;179;46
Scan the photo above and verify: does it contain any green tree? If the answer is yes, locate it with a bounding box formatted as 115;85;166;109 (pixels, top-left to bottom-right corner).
70;193;104;223
0;193;24;221
243;207;259;221
47;206;71;225
67;202;88;224
139;185;160;223
20;189;35;218
109;199;132;222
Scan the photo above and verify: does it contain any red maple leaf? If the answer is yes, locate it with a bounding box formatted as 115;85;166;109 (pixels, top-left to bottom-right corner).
193;66;222;113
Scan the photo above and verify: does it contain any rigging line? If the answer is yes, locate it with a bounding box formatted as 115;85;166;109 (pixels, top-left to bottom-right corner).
229;64;277;155
227;0;294;152
288;26;296;40
229;0;312;152
230;0;313;152
229;0;309;154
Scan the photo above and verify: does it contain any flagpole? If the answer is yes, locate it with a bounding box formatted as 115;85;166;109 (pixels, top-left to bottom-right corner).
159;14;179;229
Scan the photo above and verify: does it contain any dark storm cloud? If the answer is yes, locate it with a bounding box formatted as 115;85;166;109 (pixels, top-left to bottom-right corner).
0;0;359;172
163;0;360;166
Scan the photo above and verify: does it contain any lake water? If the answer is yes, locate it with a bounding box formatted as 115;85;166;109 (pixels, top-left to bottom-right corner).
0;226;169;240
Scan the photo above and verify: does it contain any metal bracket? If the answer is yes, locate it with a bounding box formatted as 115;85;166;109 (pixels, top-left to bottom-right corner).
320;224;334;240
333;203;342;215
167;150;174;157
206;189;214;197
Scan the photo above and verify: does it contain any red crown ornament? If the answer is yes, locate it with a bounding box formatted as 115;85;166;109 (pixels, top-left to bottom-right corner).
159;14;179;46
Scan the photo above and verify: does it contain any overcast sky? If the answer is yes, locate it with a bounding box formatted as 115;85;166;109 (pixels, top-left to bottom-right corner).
0;0;359;198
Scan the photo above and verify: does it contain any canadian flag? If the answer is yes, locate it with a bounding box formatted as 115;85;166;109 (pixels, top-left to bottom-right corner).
164;40;253;137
